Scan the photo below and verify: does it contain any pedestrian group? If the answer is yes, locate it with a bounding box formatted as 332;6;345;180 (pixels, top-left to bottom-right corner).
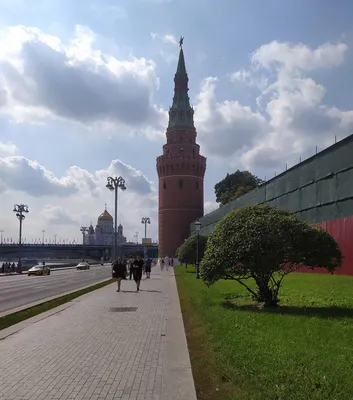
1;261;22;274
111;255;175;292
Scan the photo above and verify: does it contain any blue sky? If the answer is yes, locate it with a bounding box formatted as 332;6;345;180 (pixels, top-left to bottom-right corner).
0;0;353;242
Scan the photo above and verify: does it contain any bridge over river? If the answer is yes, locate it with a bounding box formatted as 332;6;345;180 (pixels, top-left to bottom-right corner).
0;243;158;261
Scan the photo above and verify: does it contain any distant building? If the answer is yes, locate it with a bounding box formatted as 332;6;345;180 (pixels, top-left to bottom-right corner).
85;206;127;246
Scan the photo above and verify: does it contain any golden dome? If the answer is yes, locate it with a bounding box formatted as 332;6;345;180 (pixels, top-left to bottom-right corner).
98;208;113;221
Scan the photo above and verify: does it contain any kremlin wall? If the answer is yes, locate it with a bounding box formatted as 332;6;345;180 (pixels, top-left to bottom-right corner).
190;133;353;276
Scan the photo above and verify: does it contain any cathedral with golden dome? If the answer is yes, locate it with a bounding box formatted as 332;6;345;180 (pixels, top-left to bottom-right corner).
85;206;126;246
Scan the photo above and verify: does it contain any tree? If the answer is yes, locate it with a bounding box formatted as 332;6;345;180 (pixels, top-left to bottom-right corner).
214;170;263;206
200;205;342;307
177;234;208;265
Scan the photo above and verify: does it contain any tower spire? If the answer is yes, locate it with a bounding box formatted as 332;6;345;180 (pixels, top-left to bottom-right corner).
168;37;194;129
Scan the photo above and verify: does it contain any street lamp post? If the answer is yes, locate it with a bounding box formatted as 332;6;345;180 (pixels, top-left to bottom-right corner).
0;230;3;262
80;227;88;261
141;217;151;239
42;230;45;246
141;217;151;259
54;234;57;245
106;176;127;261
195;218;201;279
13;204;29;264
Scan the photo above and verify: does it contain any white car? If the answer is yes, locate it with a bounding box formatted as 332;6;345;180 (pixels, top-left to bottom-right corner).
76;262;90;270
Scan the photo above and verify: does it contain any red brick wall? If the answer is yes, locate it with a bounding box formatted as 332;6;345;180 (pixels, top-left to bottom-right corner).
298;215;353;276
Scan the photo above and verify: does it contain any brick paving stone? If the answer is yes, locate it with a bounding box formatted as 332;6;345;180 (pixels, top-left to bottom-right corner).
0;270;196;400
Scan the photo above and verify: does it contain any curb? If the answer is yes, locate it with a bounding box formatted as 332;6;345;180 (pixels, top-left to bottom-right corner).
0;277;112;319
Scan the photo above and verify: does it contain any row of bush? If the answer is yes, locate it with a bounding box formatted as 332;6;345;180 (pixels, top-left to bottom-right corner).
177;205;342;307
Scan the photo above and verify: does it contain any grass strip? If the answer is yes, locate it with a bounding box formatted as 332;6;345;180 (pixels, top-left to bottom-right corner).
175;266;353;400
0;279;114;331
175;267;240;400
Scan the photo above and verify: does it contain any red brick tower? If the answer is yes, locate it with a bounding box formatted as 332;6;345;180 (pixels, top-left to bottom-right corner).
156;38;206;257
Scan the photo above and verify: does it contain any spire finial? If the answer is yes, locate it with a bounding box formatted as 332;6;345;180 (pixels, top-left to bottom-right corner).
179;36;184;49
104;203;107;211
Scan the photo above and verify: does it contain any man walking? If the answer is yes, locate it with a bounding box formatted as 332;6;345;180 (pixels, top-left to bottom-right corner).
145;257;152;279
128;256;134;280
132;256;144;292
112;258;127;292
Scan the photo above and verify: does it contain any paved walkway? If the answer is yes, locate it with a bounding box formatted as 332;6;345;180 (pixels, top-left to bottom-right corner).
0;270;196;400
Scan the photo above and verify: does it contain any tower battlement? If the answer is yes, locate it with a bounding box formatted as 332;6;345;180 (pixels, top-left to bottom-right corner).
156;38;206;257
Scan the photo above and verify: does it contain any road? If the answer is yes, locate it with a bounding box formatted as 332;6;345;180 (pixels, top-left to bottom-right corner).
0;265;112;314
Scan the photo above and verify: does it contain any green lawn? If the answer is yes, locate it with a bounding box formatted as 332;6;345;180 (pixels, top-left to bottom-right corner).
175;266;353;400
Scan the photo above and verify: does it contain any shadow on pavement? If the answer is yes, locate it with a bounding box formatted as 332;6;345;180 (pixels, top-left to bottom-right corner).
140;290;162;293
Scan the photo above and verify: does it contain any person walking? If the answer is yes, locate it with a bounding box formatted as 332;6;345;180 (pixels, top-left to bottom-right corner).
145;257;152;279
132;256;144;292
128;256;134;280
112;258;127;292
165;256;169;271
160;257;165;271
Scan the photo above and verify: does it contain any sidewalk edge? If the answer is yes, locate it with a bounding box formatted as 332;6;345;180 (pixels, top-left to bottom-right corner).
161;272;197;400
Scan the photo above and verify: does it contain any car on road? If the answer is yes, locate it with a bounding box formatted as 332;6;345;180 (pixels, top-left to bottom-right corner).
76;262;90;270
27;264;51;276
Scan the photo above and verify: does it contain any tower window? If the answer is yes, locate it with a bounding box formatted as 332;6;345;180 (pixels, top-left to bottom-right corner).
179;179;183;189
196;181;199;189
163;181;166;189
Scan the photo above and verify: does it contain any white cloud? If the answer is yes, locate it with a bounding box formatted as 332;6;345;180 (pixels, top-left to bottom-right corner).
150;32;178;45
195;77;269;158
150;32;178;64
0;156;158;242
195;40;353;174
229;68;268;91
0;141;19;156
0;156;79;197
40;205;79;226
0;156;155;199
204;201;218;215
0;25;166;139
161;34;178;45
251;40;348;72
